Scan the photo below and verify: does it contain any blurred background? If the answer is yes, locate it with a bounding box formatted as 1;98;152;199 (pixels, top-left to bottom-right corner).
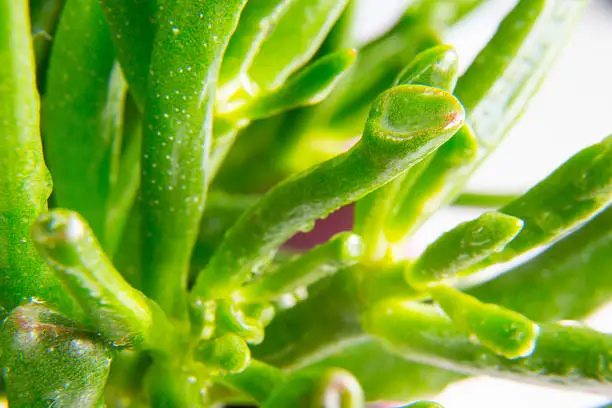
354;0;612;406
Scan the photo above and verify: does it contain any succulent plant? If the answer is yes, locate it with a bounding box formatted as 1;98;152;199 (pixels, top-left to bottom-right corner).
1;0;610;406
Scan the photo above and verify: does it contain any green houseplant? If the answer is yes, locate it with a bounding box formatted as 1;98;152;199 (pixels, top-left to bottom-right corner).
1;0;611;406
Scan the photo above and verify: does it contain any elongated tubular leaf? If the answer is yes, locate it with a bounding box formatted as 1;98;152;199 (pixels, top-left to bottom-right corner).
404;0;487;27
262;368;364;408
142;0;248;318
385;0;588;242
218;0;294;95
469;206;612;322
43;0;119;244
462;135;612;279
315;206;612;402
364;301;612;393
238;232;364;301
0;0;81;318
32;209;169;350
430;285;539;359
298;209;612;401
406;212;524;289
385;125;479;242
220;360;287;405
105;101;142;257
458;0;588;149
1;303;112;407
354;44;460;258
453;192;520;208
29;0;63;76
248;0;350;92
100;0;156;111
315;0;357;56
236;49;357;120
191;85;465;301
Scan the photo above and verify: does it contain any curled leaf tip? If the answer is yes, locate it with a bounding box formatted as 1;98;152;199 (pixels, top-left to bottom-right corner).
365;85;464;147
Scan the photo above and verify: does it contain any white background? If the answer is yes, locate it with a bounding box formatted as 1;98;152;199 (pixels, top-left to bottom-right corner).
355;0;612;407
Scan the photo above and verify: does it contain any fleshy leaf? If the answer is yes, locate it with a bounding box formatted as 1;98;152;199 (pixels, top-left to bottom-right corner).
191;85;465;301
406;211;524;288
430;285;540;359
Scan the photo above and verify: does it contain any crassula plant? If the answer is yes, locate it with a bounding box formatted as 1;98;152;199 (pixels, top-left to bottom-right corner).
1;0;610;406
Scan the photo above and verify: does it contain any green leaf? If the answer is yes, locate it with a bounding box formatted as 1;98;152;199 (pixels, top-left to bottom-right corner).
29;0;63;76
323;17;439;134
238;232;364;301
141;0;248;318
100;0;157;110
262;368;364;408
406;211;524;289
220;360;287;405
457;0;588;150
384;0;589;241
469;206;612;322
31;209;170;350
315;0;357;56
453;192;520;208
191;85;465;301
430;285;540;359
1;303;112;407
405;0;488;27
43;0;124;246
235;48;357;120
463;136;612;278
0;0;81;318
105;96;142;257
218;0;295;94
364;300;612;393
247;0;350;91
384;125;479;242
353;44;461;258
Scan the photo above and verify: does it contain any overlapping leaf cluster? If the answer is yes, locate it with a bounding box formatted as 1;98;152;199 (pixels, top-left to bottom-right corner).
1;0;611;406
